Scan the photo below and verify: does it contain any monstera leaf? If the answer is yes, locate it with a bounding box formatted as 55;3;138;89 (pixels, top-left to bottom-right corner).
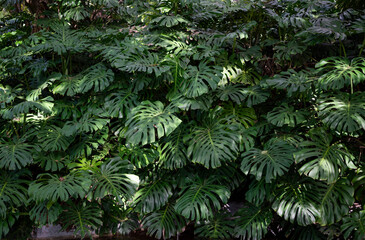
318;178;354;225
119;144;158;169
33;22;89;55
315;57;365;91
114;52;170;77
186;116;240;169
241;86;270;107
245;179;275;206
181;62;222;98
60;201;103;238
267;103;305;127
221;103;256;128
79;63;114;93
170;93;213;111
151;15;188;27
52;75;81;96
272;177;322;226
1;97;54;119
318;92;365;133
159;125;189;170
341;210;365;240
233;204;272;240
142;203;186;239
241;140;296;183
175;175;230;221
38;126;72;151
104;89;138;118
133;177;174;214
216;84;246;104
90;158;139;203
0;141;33;170
28;172;91;202
62;115;109;136
295;129;355;183
195;211;234;239
267;69;312;96
124;101;182;145
29;201;62;225
0;170;29;218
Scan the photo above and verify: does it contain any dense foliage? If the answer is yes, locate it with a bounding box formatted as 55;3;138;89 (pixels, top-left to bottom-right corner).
1;0;365;239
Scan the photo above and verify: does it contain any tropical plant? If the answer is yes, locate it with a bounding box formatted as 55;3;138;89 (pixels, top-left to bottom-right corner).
0;0;364;239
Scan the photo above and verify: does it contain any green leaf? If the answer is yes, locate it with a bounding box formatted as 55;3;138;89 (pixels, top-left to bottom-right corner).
295;129;354;183
241;86;269;107
52;75;81;96
38;126;72;151
29;201;62;225
318;92;365;133
318;178;354;225
267;69;312;96
79;63;114;93
233;203;272;240
195;211;234;239
104;90;138;118
91;158;139;203
181;62;222;98
170;93;213;111
245;179;275;206
267;103;305;127
216;84;246;104
0;170;28;218
142;203;186;239
1;97;54;119
0;141;33;170
124;101;182;145
186;116;240;169
62;116;109;136
60;201;103;238
120;145;158;169
175;175;230;221
151;15;188;27
341;210;365;240
272;177;322;226
221;102;256;128
114;52;170;77
28;172;90;202
159;125;189;170
315;57;365;90
33;22;89;55
133;177;173;214
241;140;295;183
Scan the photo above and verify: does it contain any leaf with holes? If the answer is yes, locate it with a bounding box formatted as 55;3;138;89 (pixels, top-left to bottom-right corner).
174;175;230;221
295;129;355;183
186;117;240;169
181;62;222;98
272;177;323;226
79;64;114;93
267;103;305;127
315;57;365;90
233;204;272;240
124;101;182;145
90;158;139;203
241;140;295;183
133;177;173;214
318;92;365;133
142;203;186;240
0;142;33;170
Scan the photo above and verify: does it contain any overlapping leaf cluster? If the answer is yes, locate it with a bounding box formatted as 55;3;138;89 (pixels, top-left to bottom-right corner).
0;0;365;239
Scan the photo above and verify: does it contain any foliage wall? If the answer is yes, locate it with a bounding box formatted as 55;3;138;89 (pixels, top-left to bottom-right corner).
1;0;365;239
